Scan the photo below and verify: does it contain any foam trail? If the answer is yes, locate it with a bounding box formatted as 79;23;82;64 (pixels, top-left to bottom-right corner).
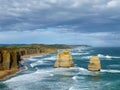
97;54;120;59
28;58;37;61
30;60;44;67
42;56;56;61
101;69;120;73
71;52;89;56
72;76;85;81
81;54;120;60
81;56;92;59
72;76;77;80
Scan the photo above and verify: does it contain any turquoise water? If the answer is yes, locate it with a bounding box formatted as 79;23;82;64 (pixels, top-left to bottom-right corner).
0;47;120;90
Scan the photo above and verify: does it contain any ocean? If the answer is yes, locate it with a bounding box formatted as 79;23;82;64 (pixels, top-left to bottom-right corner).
0;47;120;90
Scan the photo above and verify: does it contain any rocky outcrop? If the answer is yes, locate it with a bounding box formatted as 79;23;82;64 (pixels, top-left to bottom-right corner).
54;50;74;68
2;50;11;70
10;50;18;69
0;45;57;71
88;56;101;71
0;49;19;70
0;44;61;80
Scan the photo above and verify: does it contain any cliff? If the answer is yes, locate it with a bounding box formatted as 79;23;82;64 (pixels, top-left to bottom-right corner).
0;44;59;80
0;44;91;80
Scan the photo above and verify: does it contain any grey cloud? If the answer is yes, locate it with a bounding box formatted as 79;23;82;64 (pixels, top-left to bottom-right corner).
0;0;120;33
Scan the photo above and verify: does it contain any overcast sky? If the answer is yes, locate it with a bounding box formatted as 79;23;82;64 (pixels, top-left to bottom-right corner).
0;0;120;47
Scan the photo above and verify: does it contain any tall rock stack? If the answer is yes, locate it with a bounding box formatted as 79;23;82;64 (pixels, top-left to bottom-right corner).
54;50;74;68
88;56;101;71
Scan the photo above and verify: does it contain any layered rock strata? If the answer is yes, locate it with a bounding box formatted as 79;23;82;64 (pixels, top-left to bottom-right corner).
88;56;101;71
0;45;57;80
54;50;74;68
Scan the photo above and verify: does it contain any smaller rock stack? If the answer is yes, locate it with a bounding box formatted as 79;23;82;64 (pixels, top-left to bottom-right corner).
54;50;74;68
88;56;101;71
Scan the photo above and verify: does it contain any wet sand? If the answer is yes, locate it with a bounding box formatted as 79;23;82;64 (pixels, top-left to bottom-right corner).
0;69;18;81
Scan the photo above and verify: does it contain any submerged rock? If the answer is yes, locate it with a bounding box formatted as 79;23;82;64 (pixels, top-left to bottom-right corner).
88;56;101;71
54;50;74;68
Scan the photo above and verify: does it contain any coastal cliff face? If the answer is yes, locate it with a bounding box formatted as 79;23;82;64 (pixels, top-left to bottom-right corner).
54;50;74;68
2;50;10;70
88;56;101;71
0;44;71;80
10;50;18;69
0;49;18;70
0;46;57;71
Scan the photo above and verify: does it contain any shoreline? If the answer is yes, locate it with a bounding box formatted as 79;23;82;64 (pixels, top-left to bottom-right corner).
0;52;53;82
0;69;18;81
21;53;47;59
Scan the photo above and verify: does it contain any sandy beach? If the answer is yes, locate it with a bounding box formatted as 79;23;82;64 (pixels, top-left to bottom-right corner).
21;53;46;59
0;69;18;81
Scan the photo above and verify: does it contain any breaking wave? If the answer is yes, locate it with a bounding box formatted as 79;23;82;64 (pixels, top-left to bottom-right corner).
81;54;120;60
101;69;120;73
42;56;56;61
97;54;120;59
71;52;89;56
29;56;56;67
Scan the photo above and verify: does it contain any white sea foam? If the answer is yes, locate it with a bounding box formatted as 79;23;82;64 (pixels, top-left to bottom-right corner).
28;54;50;61
72;67;100;76
101;69;120;73
28;58;38;61
69;86;85;90
42;56;56;61
72;76;84;81
72;76;77;80
71;52;89;56
30;60;44;67
97;54;111;59
97;54;120;59
81;54;120;60
49;73;54;76
30;63;37;67
4;68;55;90
81;56;92;59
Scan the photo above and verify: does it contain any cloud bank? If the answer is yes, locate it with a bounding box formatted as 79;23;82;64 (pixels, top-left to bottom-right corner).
0;0;120;46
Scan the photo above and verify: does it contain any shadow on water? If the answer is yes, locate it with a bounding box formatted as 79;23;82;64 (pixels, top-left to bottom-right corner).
89;75;100;81
88;72;101;81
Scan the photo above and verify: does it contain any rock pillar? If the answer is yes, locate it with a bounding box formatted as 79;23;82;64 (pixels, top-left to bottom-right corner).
88;56;101;71
54;50;74;68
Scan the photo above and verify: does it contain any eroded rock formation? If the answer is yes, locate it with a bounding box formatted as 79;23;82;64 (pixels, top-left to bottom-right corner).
10;50;18;69
54;50;74;68
0;45;57;71
88;56;101;71
2;50;10;70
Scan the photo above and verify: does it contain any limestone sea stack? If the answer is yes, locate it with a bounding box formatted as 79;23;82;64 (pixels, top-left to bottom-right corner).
88;56;101;71
54;50;74;68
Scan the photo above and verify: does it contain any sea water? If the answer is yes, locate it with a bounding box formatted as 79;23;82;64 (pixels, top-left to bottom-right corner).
0;47;120;90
